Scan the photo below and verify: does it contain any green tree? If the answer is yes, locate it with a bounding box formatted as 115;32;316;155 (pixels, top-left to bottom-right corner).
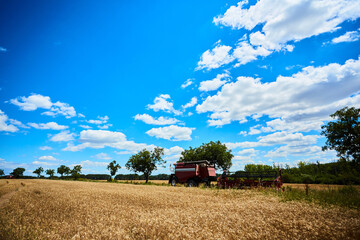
321;107;360;163
33;167;44;178
70;165;82;180
107;160;121;181
179;141;233;170
10;167;25;178
126;147;165;183
57;165;70;178
46;169;55;178
0;169;4;176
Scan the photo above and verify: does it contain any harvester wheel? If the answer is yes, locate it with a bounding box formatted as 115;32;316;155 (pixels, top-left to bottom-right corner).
187;180;197;187
171;177;177;186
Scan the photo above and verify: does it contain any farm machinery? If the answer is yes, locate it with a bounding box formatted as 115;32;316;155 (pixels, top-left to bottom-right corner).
169;160;217;187
217;169;283;189
169;160;282;189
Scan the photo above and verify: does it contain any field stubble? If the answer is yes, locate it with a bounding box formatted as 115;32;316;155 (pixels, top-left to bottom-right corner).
0;179;359;240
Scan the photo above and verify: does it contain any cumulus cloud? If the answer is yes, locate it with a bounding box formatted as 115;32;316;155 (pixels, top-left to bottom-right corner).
32;161;58;166
93;153;112;160
206;0;360;68
226;132;319;149
39;155;58;161
196;42;234;71
181;97;198;109
181;79;194;89
199;73;230;92
197;57;360;130
147;94;181;115
10;93;76;118
50;130;75;142
80;160;108;167
0;110;19;132
146;125;195;141
134;113;180;125
63;130;155;152
332;29;360;44
28;122;68;130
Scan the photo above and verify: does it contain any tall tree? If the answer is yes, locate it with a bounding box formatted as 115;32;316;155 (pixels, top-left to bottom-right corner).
126;147;165;183
180;141;233;170
0;169;4;176
57;165;70;178
33;167;44;178
46;169;55;178
321;107;360;163
107;160;121;181
10;168;25;178
70;165;82;180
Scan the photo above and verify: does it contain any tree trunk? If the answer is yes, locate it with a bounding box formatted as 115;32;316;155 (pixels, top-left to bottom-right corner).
145;174;149;183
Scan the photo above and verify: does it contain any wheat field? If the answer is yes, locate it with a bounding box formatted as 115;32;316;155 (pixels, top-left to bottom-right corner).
1;179;359;240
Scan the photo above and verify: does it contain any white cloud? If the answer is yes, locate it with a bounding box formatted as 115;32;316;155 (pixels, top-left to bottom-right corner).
196;43;234;71
147;94;181;115
181;79;194;89
332;29;360;43
210;0;360;68
0;110;19;132
197;58;360;130
146;125;195;141
10;93;76;118
237;148;256;156
181;97;198;109
265;145;323;158
80;160;108;167
78;113;85;118
80;125;92;129
93;153;112;160
39;146;52;151
39;155;58;161
163;146;184;161
63;130;155;152
134;113;180;125
28;122;68;130
0;47;7;52
86;116;109;125
9;119;29;129
32;161;58;166
226;132;319;149
199;73;230;92
50;130;75;142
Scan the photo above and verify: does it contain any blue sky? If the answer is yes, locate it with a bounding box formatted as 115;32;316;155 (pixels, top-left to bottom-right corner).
1;0;360;176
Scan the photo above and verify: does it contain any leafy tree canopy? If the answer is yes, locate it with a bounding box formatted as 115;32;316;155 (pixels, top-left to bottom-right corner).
107;160;121;180
126;147;165;183
179;141;233;170
11;167;25;178
57;165;70;178
321;107;360;163
0;169;4;176
46;169;55;178
33;167;44;178
70;165;82;180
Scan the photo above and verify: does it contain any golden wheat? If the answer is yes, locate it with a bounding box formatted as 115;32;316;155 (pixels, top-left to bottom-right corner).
0;179;359;240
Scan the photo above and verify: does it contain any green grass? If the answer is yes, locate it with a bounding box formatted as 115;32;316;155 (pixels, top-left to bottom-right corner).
268;185;360;209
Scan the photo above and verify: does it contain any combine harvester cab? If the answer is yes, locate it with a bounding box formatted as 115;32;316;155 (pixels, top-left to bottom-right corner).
169;160;217;187
217;169;283;190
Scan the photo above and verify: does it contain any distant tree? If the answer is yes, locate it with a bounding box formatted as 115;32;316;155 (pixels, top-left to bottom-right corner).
321;107;360;163
33;167;44;178
10;167;25;178
126;147;165;183
180;141;233;171
46;169;55;178
107;160;121;181
70;165;82;180
0;169;4;176
57;165;70;178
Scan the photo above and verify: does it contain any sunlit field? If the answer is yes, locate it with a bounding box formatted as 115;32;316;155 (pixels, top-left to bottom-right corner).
1;179;360;240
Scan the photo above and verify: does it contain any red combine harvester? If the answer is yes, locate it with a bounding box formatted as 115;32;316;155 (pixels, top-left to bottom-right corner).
169;160;217;187
217;170;283;189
